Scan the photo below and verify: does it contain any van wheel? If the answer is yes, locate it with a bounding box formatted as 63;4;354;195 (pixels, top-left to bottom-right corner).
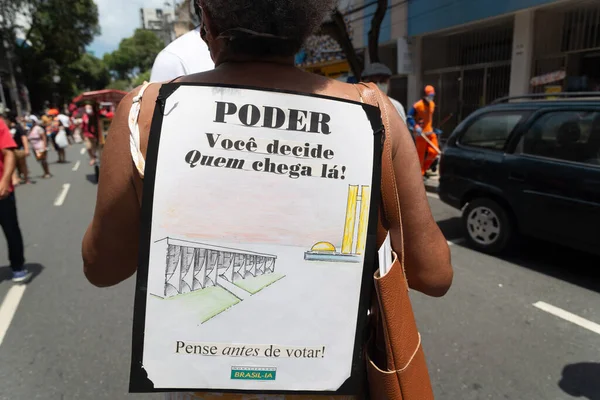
463;198;512;254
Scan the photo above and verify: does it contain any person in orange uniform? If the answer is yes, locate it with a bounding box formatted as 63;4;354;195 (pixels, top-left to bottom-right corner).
407;85;439;177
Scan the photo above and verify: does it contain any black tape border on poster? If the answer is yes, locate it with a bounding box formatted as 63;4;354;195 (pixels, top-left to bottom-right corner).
130;82;384;396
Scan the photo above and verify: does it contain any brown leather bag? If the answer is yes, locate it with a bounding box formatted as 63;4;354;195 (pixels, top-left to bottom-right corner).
356;83;435;400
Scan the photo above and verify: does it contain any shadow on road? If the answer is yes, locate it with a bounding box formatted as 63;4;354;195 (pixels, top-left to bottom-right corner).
559;362;600;400
0;263;45;284
437;216;463;241
86;174;98;185
500;239;600;294
436;216;600;293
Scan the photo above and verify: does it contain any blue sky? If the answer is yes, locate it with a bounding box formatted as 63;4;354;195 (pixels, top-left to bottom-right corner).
88;0;172;56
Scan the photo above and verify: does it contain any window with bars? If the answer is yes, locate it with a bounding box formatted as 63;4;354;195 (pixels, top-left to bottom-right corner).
422;19;513;72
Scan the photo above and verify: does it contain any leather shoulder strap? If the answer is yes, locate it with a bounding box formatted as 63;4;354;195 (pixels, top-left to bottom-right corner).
355;82;405;267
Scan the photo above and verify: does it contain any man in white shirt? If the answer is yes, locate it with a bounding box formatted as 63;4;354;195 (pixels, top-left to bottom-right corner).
150;4;214;82
361;63;407;123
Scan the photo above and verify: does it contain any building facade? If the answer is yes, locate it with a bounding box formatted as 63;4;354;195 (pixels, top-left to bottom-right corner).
173;0;199;38
140;7;176;45
299;0;600;133
297;0;411;108
140;2;198;45
407;0;600;131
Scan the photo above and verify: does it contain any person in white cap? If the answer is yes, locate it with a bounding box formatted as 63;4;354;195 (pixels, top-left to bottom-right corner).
361;62;406;123
150;2;214;82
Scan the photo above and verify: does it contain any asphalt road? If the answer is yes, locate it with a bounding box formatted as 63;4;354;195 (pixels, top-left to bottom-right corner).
0;144;599;399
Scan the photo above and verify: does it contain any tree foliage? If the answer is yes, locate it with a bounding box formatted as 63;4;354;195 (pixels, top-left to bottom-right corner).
2;1;164;111
132;70;151;88
8;0;100;111
105;29;165;80
69;53;111;92
0;0;33;43
105;79;131;91
18;0;100;65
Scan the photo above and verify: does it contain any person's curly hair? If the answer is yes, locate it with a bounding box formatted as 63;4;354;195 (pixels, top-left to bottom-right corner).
202;0;336;57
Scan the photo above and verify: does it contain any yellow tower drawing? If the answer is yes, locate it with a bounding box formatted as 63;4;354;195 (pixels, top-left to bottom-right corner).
305;184;372;263
355;186;371;255
341;185;359;254
341;185;371;255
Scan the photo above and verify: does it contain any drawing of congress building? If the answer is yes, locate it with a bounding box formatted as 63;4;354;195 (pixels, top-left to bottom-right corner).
151;238;277;299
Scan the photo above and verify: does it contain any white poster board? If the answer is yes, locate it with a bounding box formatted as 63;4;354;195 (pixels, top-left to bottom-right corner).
131;84;383;395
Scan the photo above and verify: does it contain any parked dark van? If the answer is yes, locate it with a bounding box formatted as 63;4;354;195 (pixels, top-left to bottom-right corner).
438;93;600;255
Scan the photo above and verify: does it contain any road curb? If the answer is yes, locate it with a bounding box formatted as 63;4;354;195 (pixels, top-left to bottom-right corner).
425;183;438;194
425;176;439;194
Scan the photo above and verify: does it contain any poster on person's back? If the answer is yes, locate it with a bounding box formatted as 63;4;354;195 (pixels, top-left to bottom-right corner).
130;84;383;395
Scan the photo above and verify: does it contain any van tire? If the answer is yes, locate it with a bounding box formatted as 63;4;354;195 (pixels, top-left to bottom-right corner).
463;198;512;254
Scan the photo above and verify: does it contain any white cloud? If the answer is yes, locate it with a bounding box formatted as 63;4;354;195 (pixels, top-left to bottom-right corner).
89;0;174;56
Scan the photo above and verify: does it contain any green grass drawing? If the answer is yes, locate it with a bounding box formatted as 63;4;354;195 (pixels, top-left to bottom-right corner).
166;286;241;323
234;273;285;295
156;274;284;323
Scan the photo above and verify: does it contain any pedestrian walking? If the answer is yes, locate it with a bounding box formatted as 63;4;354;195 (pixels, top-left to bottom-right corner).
82;0;453;398
407;86;440;177
362;63;407;123
0;113;30;283
57;111;74;145
71;108;84;144
6;113;31;185
51;118;67;163
82;104;99;166
27;118;52;178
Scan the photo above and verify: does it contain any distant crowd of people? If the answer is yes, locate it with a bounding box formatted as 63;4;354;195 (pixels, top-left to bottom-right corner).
2;104;100;185
0;102;100;283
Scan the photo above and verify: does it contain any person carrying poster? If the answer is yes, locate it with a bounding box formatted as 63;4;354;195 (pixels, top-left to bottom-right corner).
81;0;453;399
